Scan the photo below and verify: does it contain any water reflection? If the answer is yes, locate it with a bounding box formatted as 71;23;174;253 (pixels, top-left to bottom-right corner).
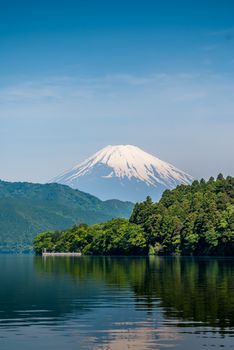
0;255;233;349
34;256;234;328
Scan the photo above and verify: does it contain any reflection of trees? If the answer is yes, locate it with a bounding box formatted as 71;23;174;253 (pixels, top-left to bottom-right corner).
35;256;234;330
146;258;234;331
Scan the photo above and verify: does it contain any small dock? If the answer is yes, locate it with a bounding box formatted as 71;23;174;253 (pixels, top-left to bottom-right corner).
42;250;81;257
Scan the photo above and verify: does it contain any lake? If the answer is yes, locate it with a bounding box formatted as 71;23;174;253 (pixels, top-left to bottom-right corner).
0;255;233;349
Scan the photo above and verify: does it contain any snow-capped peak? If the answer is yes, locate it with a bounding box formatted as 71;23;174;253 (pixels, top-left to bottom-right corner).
52;144;193;190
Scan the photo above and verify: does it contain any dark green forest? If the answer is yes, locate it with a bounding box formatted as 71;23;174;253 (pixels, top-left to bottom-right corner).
34;175;234;256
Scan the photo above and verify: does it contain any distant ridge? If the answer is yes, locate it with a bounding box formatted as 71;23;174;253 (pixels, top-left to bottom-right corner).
51;145;194;202
0;180;133;251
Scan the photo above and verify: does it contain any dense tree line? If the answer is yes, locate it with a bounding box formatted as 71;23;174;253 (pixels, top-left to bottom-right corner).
34;175;234;256
34;219;147;255
130;174;234;255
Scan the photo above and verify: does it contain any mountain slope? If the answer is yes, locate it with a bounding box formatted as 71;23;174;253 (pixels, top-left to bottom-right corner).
0;180;133;251
52;145;194;202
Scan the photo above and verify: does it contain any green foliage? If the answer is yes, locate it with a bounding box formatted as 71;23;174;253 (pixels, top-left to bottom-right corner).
130;175;234;256
33;175;234;256
33;219;147;255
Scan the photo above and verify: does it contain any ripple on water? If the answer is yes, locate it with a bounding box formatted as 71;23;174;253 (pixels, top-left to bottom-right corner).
0;255;233;349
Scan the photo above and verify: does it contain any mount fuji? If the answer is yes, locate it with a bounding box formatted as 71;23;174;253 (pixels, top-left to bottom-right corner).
51;145;194;202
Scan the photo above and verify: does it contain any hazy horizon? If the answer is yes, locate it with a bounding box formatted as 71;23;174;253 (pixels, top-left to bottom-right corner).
1;0;234;183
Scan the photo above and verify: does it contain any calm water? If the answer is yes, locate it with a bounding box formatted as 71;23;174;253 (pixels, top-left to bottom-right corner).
0;256;233;349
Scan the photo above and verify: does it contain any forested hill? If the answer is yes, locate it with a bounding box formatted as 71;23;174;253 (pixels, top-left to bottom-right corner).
0;180;133;251
34;175;234;256
130;174;234;255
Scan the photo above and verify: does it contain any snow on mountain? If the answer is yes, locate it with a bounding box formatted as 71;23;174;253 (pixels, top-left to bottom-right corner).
51;145;194;202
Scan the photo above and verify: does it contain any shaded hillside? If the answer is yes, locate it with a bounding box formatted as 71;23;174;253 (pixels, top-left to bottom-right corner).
0;180;133;251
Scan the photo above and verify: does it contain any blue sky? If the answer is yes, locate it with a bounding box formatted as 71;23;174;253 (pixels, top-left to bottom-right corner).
1;0;234;182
